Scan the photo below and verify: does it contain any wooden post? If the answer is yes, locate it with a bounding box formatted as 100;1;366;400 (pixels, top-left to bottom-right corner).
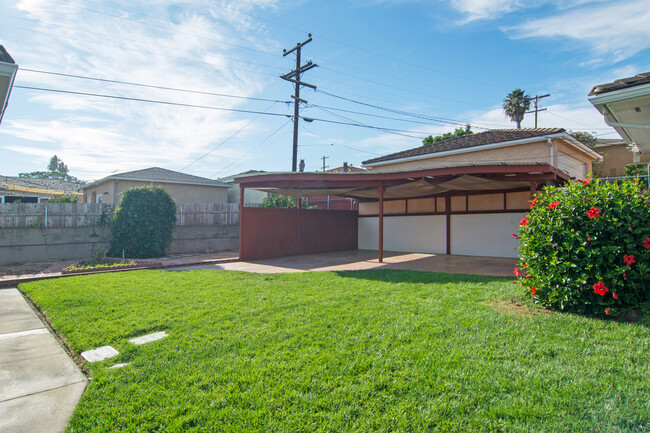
378;183;384;263
445;195;451;255
530;180;537;199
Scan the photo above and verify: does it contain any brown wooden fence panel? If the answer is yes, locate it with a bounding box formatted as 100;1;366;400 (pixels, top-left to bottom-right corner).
239;207;358;260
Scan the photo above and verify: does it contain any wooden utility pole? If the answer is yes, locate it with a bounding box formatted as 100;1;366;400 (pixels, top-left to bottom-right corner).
321;155;329;172
281;34;318;172
526;94;550;128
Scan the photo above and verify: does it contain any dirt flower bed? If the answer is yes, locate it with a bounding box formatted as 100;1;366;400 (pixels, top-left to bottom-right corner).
62;258;147;274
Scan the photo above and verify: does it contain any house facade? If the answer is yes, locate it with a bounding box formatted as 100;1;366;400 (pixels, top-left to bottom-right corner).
593;138;648;178
0;176;82;203
82;167;229;206
362;128;601;180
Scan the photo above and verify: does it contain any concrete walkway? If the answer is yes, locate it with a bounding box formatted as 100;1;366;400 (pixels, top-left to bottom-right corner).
0;288;86;433
175;250;518;277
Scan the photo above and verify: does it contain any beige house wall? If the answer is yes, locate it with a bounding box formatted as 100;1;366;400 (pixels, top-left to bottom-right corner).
365;138;595;180
596;144;650;177
83;180;228;206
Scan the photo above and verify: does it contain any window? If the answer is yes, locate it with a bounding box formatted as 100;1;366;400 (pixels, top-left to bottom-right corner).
96;195;103;204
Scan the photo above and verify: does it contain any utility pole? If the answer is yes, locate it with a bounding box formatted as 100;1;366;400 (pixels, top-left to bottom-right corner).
526;94;550;128
321;155;329;172
281;34;318;172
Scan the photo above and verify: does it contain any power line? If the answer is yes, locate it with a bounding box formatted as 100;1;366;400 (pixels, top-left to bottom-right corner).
301;124;383;156
312;106;424;139
13;85;293;117
179;101;279;172
20;68;289;104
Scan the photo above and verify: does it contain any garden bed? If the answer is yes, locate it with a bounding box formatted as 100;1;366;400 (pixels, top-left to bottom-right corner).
61;258;155;274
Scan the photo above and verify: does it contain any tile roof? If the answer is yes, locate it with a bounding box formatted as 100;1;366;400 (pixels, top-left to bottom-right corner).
85;167;230;188
0;46;15;64
362;128;566;165
589;72;650;96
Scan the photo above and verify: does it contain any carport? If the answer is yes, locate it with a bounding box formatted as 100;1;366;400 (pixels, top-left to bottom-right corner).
235;163;569;262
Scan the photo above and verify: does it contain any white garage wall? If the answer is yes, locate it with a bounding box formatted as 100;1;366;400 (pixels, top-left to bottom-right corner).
358;215;446;253
450;213;525;258
359;212;525;258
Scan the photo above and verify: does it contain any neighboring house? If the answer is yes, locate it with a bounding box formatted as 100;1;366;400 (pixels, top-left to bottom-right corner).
0;45;18;126
0;176;82;203
218;170;268;204
307;163;366;210
589;72;650;154
362;128;602;179
592;138;649;178
82;167;230;206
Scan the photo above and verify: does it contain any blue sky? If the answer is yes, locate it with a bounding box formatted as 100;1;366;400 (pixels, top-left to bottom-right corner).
0;0;648;181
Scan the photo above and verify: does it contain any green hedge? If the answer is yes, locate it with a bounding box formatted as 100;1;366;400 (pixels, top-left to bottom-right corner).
108;186;177;259
516;178;650;317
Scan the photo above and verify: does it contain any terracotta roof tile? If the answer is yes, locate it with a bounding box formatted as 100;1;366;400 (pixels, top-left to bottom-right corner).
363;128;565;165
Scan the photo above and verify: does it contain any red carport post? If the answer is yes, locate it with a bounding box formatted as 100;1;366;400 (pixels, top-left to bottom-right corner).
239;185;245;258
530;180;537;198
378;183;384;263
445;195;451;255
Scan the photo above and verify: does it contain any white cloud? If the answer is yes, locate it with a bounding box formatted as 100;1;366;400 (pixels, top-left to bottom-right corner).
505;0;650;63
447;0;608;22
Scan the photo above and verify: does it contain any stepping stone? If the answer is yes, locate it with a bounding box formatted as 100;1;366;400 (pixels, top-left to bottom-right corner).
128;331;168;345
109;363;129;369
80;346;119;363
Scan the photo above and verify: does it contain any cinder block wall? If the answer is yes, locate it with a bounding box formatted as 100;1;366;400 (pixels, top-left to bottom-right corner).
0;226;239;266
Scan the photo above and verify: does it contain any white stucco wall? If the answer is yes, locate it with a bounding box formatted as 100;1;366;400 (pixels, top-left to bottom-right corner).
450;213;525;258
358;215;447;253
358;212;525;258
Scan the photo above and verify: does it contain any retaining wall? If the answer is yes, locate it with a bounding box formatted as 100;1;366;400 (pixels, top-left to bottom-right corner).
0;225;239;266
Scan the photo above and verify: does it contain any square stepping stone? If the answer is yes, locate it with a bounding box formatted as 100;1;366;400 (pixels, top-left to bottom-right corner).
128;331;168;345
81;346;119;363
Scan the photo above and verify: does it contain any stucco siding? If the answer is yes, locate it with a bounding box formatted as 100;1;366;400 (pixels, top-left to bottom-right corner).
450;213;525;258
84;180;228;205
358;215;447;253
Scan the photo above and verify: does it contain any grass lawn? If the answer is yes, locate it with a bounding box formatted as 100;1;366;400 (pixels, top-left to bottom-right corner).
20;270;650;432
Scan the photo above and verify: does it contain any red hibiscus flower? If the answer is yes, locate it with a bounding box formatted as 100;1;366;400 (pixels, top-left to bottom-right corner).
520;216;528;226
531;287;536;296
513;267;520;277
644;237;650;249
581;178;592;185
605;308;610;315
623;254;636;266
512;233;521;239
613;292;618;300
586;207;601;219
548;201;559;210
529;197;539;208
587;237;592;241
593;281;609;296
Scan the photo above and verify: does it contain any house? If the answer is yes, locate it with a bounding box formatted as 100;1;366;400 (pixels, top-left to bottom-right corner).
589;72;650;154
0;176;82;203
0;45;18;126
82;167;230;206
217;170;268;205
362;128;601;179
592;138;648;178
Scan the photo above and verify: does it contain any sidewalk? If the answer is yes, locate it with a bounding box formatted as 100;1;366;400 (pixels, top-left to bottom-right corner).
0;288;87;433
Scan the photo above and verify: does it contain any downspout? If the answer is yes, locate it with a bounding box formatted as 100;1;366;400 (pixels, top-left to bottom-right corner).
548;138;555;168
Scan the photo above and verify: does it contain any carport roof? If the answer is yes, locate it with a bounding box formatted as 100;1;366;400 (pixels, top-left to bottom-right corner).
235;162;569;200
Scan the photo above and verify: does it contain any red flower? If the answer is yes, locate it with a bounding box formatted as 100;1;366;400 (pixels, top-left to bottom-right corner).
605;308;610;315
531;287;536;296
529;197;539;208
548;201;559;210
613;292;618;300
593;281;609;296
586;207;601;219
581;178;592;185
522;263;528;267
512;233;521;239
587;237;592;241
644;237;650;249
584;198;590;202
513;267;520;277
520;216;528;226
623;254;636;266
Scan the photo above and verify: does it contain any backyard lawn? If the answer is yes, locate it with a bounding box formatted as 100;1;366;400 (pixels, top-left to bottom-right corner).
20;269;650;432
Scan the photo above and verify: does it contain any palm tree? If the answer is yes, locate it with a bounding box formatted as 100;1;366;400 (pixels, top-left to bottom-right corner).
503;89;531;129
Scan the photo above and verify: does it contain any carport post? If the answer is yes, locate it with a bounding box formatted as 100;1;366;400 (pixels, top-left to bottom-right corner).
378;183;384;263
445;195;451;255
530;180;537;198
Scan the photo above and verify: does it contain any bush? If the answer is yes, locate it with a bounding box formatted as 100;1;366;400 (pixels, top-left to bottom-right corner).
108;186;177;259
262;193;317;209
516;178;650;317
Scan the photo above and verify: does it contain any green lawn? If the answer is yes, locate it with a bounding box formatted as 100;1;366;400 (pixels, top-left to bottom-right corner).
20;270;650;432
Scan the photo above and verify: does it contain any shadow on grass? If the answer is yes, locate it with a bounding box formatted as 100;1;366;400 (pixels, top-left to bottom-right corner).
332;268;509;285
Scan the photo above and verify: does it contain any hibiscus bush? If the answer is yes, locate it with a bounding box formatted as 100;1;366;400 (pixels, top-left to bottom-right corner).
515;178;650;317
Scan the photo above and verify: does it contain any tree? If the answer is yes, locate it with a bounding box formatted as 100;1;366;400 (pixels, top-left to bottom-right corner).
19;155;83;184
262;193;316;209
108;186;177;258
503;89;530;129
422;125;473;146
569;130;597;148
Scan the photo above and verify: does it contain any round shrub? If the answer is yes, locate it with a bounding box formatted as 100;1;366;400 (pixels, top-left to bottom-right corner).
108;186;177;259
516;178;650;317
